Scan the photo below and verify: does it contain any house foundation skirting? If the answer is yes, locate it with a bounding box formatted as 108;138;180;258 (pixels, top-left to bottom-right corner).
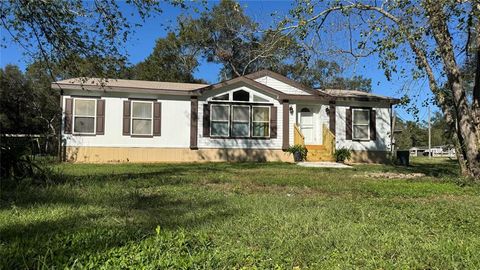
349;150;390;163
65;146;292;163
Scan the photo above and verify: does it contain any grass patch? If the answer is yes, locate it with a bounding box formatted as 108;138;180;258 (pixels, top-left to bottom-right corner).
1;158;480;268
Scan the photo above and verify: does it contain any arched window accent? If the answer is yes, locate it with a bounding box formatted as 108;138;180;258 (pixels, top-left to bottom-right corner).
212;93;229;101
232;90;250;101
300;107;311;113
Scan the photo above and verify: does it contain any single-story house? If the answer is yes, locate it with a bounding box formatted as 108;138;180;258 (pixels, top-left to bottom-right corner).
53;70;399;163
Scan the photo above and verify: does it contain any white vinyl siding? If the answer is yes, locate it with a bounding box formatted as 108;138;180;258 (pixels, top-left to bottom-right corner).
254;76;310;95
335;103;391;151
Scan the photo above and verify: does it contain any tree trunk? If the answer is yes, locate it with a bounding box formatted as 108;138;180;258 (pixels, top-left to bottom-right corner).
425;1;480;179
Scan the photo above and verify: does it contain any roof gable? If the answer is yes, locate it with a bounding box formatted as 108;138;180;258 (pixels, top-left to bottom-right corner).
245;70;330;97
194;76;288;99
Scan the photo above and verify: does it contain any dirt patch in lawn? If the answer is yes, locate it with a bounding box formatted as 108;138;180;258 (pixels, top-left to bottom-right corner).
357;172;426;179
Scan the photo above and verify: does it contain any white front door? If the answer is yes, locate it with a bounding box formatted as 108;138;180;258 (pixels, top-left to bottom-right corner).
300;108;315;144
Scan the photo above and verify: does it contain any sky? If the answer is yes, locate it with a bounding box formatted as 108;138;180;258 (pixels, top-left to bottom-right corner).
0;0;436;122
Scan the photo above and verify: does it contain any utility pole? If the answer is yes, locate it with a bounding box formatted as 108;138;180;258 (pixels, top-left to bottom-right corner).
428;106;431;158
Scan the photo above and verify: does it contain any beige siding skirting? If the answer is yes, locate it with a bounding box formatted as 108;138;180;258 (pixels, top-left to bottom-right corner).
65;147;292;163
349;150;390;163
64;147;390;164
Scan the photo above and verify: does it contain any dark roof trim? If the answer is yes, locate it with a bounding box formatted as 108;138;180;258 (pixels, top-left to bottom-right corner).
335;96;401;104
51;82;197;96
245;69;332;98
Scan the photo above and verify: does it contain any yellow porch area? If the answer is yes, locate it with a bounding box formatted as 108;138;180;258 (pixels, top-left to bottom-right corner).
294;124;335;161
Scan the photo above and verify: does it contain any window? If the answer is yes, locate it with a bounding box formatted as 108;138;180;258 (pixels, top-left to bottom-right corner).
232;105;250;137
212;93;229;100
352;109;370;140
211;104;230;137
131;101;153;135
232;90;249;101
252;106;270;137
73;98;96;134
252;94;268;102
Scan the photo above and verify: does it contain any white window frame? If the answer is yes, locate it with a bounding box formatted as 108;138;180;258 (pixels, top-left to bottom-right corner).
231;105;251;138
252;105;271;138
352;108;370;140
131;100;154;136
210;104;230;137
72;98;97;135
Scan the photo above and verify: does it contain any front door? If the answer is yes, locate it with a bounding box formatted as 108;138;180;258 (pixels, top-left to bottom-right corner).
299;108;315;144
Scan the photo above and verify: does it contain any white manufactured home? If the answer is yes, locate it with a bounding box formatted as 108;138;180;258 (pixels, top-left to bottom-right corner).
54;70;399;163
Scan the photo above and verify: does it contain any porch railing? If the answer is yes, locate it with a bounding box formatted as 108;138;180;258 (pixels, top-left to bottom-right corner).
293;124;305;146
322;124;336;157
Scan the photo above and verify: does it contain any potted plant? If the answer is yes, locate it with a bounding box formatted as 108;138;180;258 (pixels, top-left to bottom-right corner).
286;144;308;162
334;148;351;163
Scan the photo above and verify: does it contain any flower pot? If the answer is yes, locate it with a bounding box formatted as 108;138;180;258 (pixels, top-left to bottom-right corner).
293;151;303;162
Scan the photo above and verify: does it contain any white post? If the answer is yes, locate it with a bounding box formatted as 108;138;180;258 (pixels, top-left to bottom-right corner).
428;106;431;158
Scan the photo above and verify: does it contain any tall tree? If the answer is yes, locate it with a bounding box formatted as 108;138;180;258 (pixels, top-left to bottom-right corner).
179;0;372;90
281;0;480;178
280;59;372;91
134;32;201;83
0;65;51;135
179;0;263;80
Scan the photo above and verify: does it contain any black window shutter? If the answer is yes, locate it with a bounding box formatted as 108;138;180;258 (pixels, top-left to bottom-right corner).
346;108;352;140
64;98;73;134
203;104;210;137
153;102;161;136
370;109;376;141
123;100;131;135
96;99;105;135
270;106;277;138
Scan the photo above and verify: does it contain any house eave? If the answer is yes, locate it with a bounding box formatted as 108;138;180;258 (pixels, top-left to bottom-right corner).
51;82;200;96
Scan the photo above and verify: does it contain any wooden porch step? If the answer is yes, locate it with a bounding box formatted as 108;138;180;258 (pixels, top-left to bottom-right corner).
305;145;326;150
306;145;334;162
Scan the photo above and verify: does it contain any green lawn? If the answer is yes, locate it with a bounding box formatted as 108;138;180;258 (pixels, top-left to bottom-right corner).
1;158;480;269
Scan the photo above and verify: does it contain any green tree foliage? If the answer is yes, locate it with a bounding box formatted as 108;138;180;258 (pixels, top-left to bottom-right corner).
0;0;168;79
134;33;202;83
394;112;452;150
0;65;38;134
179;0;371;90
179;0;259;80
0;64;60;135
280;59;372;91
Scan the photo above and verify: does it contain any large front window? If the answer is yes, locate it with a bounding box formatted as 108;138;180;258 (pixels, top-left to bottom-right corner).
352;109;370;140
131;101;153;135
73;98;96;134
210;104;270;138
